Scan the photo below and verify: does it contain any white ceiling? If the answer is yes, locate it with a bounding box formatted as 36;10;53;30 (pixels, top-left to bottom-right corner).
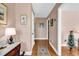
32;3;55;18
61;3;79;11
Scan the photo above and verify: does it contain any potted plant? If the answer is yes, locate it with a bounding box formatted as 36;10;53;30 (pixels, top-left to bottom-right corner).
68;31;75;51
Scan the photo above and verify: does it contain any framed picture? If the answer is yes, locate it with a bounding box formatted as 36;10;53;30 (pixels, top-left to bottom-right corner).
39;23;45;28
20;15;27;25
50;19;53;26
0;3;7;24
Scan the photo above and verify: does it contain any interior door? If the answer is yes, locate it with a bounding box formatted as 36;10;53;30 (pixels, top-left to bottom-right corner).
39;23;46;38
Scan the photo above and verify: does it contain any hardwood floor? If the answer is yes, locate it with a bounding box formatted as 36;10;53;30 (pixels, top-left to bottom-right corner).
32;40;57;56
62;46;79;56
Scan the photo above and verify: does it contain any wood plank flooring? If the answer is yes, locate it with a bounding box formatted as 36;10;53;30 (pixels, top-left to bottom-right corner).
32;40;57;56
62;46;79;56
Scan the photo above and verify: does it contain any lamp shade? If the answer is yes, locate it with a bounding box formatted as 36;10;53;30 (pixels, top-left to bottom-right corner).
5;28;16;36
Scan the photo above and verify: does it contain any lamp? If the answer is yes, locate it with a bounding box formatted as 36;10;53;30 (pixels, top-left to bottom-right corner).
5;28;16;44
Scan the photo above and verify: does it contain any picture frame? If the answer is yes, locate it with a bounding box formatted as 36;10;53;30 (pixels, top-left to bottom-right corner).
20;15;27;25
39;23;45;28
50;19;53;26
0;3;7;24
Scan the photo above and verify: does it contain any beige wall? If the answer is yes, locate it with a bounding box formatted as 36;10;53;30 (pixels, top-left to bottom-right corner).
0;3;15;37
61;11;79;46
47;3;61;52
35;17;48;39
15;3;32;52
0;3;32;53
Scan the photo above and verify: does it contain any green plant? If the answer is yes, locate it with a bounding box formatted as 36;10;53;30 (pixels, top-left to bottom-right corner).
68;31;75;51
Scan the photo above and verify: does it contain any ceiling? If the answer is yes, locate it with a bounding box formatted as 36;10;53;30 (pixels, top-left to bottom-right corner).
61;3;79;11
32;3;55;18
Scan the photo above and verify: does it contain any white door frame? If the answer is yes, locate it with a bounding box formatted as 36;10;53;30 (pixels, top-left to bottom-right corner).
58;4;65;56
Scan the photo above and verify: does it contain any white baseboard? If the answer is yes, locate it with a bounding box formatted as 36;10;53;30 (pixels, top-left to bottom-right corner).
61;44;67;46
24;51;32;55
61;44;78;47
49;42;58;55
20;51;32;56
35;38;48;40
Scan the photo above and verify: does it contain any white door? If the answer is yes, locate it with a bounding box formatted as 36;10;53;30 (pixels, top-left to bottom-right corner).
39;23;46;38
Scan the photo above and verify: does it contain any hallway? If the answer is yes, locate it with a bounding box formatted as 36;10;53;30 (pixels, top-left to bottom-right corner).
32;40;57;56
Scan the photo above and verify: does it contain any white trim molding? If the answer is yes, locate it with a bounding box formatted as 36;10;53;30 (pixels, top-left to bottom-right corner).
61;44;67;46
35;38;48;40
20;51;32;56
58;4;63;56
62;43;78;47
49;42;58;56
24;51;32;55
